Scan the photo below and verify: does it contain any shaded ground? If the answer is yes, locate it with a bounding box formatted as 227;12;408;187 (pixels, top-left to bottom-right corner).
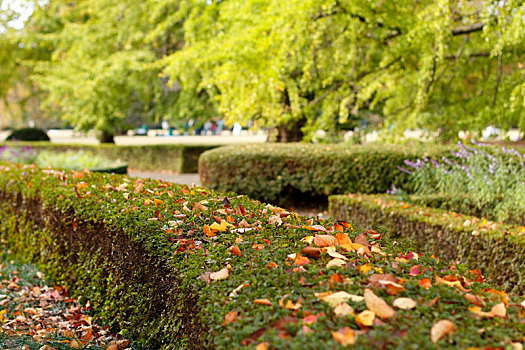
0;251;129;350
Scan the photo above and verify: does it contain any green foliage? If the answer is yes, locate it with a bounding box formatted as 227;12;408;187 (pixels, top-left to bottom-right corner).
0;163;524;348
328;193;525;293
3;0;525;139
6;127;50;141
6;142;219;173
199;143;451;206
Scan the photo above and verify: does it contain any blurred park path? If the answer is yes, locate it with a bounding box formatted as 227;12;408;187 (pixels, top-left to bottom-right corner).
129;171;201;187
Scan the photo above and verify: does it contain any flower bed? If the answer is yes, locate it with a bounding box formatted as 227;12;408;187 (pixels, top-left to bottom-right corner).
0;163;524;349
329;193;525;293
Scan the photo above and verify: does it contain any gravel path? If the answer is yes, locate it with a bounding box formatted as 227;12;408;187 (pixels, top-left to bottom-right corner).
128;171;201;187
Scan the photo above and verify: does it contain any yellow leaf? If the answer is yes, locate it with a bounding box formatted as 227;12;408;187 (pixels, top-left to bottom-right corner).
203;225;215;237
331;327;357;346
359;263;373;274
364;289;396;319
210;220;233;232
430;319;455;343
355;310;375;327
255;343;269;350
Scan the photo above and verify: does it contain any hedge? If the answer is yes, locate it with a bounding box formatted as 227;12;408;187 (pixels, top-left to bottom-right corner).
1;163;524;349
6;142;219;173
199;143;452;206
329;194;525;294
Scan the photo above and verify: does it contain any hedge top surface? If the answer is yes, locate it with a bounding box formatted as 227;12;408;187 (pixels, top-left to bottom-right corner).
1;163;524;349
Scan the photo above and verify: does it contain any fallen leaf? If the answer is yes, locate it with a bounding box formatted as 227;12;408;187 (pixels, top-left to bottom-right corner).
418;278;432;289
367;274;399;288
223;310;238;325
364;289;396;319
254;299;273;306
409;265;423;276
327;273;344;286
314;235;338;247
354;233;370;248
304;225;328;232
255;342;269;350
355;310;375;327
229;245;241;256
326;258;347;268
203;225;215;237
279;295;301;310
318;291;364;307
294;254;311;266
331;327;357;346
380;281;406;295
435;275;468;291
210;267;229;281
326;247;349;260
430;319;455;343
393;298;417;310
333;303;354;317
301;247;321;259
464;293;485;307
229;283;249;297
335;233;352;245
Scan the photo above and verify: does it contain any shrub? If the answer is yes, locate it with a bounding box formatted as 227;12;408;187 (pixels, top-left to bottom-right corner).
328;193;525;293
6;128;50;141
35;150;127;173
199;143;451;206
1;162;523;349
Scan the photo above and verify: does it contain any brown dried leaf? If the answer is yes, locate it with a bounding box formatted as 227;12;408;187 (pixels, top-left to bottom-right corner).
354;233;370;248
333;303;354;318
301;247;321;259
393;297;417;310
223;310;238;325
314;234;338;247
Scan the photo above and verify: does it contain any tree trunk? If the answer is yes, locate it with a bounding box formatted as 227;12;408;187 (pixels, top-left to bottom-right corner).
99;130;115;143
274;118;306;142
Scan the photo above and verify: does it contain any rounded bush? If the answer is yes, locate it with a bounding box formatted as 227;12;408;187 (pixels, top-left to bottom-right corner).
6;128;50;142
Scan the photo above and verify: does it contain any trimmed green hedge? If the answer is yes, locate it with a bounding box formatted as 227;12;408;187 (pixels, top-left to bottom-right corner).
6;142;219;173
1;162;524;349
199;143;452;206
329;193;525;293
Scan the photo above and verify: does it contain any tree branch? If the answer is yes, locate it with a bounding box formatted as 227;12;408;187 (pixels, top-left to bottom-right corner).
452;22;484;36
492;51;502;108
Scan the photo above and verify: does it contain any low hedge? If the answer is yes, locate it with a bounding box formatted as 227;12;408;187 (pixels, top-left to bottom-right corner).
6;142;219;173
329;194;525;293
1;163;524;349
199;143;452;206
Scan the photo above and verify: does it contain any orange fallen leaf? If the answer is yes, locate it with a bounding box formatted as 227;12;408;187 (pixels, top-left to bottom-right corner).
418;278;432;289
293;254;311;266
203;225;215;237
223;310;238;325
229;245;241;256
255;343;269;350
430;319;455;342
254;299;273;306
335;233;352;245
331;327;357;346
364;289;396;319
464;293;485;307
355;310;375;327
380;281;406;295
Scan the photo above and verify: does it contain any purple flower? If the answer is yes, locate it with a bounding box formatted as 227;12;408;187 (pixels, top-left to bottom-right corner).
442;156;452;165
471;139;489;147
397;166;412;175
386;184;398;195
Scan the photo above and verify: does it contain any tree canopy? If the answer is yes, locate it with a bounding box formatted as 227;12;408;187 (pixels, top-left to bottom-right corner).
0;0;524;142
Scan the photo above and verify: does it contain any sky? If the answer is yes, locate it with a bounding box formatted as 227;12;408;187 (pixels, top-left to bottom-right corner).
0;0;45;30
